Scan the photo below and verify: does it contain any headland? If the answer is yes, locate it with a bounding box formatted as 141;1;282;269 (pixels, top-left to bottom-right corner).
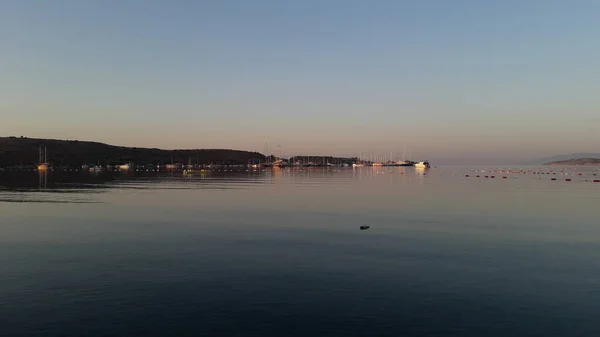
0;137;265;168
544;158;600;166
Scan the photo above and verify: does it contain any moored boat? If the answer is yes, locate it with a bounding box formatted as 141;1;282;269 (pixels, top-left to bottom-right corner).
414;161;430;168
183;169;211;175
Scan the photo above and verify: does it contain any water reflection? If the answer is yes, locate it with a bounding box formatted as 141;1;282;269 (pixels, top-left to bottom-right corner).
1;171;113;191
415;166;428;175
2;165;600;337
414;167;428;184
3;165;594;201
38;170;48;190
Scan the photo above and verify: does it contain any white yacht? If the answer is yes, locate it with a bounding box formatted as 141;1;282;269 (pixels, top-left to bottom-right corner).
414;161;430;168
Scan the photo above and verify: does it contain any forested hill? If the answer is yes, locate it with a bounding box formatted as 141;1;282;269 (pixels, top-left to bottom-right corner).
0;137;266;166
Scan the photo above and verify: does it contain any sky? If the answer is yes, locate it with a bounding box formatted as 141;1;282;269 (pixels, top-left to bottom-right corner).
1;0;599;164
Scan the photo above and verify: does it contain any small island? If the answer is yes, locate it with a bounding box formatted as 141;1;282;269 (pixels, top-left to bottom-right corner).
545;158;600;166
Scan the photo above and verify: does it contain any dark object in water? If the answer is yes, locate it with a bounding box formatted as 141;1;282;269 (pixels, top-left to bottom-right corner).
360;225;370;230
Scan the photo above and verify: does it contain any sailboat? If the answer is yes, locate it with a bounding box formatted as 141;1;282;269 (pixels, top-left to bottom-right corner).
37;147;49;171
90;164;103;172
352;153;365;167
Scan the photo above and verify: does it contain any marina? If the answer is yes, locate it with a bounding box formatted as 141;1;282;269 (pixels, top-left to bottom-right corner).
1;145;432;173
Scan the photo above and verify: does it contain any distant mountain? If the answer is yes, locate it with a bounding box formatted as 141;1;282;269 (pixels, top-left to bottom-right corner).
529;153;600;165
545;158;600;166
0;137;266;166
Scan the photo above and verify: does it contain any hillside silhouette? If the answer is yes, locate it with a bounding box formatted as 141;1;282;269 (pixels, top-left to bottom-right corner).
545;158;600;165
0;137;266;166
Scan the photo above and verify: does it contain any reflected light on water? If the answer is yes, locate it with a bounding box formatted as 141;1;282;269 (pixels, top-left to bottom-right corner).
1;166;600;336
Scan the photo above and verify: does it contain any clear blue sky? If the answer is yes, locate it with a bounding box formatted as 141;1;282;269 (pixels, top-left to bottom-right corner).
1;0;599;163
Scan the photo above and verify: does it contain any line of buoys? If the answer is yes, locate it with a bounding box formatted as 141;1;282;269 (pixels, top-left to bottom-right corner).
465;168;599;183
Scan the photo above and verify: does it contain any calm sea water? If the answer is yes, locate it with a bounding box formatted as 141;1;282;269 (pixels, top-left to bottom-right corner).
1;166;599;336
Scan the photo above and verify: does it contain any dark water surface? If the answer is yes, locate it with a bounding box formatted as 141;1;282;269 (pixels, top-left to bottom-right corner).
1;166;599;336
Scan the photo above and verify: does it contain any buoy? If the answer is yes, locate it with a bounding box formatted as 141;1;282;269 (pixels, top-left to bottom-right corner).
491;176;495;178
565;179;571;182
551;178;556;181
502;176;507;179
